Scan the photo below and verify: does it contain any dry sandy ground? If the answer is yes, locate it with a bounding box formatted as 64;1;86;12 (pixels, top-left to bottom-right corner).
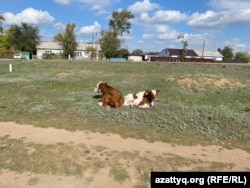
0;122;249;188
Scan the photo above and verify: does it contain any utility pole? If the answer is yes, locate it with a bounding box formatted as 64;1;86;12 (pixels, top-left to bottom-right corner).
92;32;94;60
91;32;98;60
202;40;205;58
92;32;94;49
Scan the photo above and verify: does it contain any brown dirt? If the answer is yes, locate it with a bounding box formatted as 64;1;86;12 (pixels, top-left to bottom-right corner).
0;122;249;188
56;70;108;78
167;74;246;92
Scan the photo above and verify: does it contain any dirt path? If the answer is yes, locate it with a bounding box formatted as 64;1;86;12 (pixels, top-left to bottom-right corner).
0;122;249;188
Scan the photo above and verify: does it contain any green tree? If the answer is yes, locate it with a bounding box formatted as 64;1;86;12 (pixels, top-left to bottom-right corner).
100;9;134;58
0;35;11;50
218;45;233;62
234;52;249;63
109;9;134;36
132;49;143;55
53;23;77;59
99;30;120;58
6;23;40;54
0;14;5;34
116;48;129;58
0;35;13;59
177;34;188;60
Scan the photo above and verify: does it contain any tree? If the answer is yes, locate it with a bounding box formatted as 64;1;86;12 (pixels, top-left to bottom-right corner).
116;48;129;58
0;14;5;34
218;45;233;62
0;35;11;50
234;52;249;63
6;23;40;54
132;49;143;55
177;34;188;60
100;9;134;58
109;9;134;36
99;30;120;58
0;35;13;59
53;23;77;59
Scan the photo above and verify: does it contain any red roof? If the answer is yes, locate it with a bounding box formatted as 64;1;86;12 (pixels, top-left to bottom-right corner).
165;48;197;56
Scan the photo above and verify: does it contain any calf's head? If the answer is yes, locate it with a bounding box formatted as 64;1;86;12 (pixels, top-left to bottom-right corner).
94;81;102;93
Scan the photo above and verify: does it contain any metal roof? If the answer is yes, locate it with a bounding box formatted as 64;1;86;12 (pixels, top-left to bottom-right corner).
36;42;63;50
36;42;101;51
164;48;197;56
194;50;223;57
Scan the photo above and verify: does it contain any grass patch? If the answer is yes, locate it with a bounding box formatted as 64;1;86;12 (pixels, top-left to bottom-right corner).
0;60;249;150
109;167;130;183
27;177;39;186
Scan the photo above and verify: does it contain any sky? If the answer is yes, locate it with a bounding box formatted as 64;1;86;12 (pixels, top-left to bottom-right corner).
1;0;250;53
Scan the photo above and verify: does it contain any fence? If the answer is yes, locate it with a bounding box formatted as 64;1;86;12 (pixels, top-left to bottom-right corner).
150;57;214;63
0;50;15;59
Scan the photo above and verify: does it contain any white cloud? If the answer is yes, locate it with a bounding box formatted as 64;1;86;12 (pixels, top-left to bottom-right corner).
54;22;66;31
208;0;250;11
222;38;250;53
79;21;101;35
155;25;178;40
153;10;188;23
3;7;55;26
54;0;112;6
54;0;112;16
188;11;224;29
184;33;212;48
54;0;70;5
142;33;154;39
138;12;150;22
139;10;187;24
90;5;108;15
187;0;250;29
128;0;159;14
142;24;178;40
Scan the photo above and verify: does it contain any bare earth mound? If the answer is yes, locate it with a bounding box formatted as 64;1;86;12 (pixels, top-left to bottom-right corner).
0;122;249;188
168;74;246;92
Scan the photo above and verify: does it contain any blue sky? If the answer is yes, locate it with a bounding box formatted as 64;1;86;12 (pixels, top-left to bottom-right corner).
1;0;250;53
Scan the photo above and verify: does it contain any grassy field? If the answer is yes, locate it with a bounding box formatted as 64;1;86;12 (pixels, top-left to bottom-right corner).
0;59;249;187
0;60;250;150
0;60;249;149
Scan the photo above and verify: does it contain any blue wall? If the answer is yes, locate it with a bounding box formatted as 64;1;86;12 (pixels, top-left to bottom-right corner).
110;58;127;62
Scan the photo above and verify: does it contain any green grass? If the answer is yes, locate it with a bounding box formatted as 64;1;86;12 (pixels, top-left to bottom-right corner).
0;59;249;186
0;60;249;151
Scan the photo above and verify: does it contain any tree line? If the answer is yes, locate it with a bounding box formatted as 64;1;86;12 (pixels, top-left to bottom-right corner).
0;12;249;62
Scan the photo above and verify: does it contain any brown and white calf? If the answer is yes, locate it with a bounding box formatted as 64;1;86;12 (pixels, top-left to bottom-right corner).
123;89;160;108
94;81;124;108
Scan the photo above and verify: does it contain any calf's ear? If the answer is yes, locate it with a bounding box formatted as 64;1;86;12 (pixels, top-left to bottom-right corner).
97;81;102;85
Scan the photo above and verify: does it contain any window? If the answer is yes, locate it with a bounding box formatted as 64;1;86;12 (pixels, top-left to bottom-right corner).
45;50;52;54
75;51;82;57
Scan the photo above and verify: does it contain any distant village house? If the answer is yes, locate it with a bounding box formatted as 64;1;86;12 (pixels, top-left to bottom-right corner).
155;48;223;62
36;42;102;60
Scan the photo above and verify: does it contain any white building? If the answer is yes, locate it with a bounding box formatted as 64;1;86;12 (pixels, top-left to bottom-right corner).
36;42;101;60
127;55;142;61
194;50;223;61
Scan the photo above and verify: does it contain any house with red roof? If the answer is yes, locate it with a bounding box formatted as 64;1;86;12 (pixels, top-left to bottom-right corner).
158;48;197;58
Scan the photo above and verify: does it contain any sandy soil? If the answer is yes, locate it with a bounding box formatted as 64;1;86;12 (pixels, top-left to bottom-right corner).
0;122;249;188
